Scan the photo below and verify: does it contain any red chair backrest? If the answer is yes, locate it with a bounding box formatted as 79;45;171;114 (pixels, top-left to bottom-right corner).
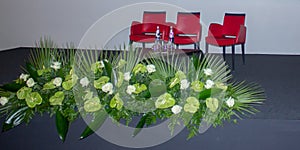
142;11;166;33
175;12;200;34
223;13;245;36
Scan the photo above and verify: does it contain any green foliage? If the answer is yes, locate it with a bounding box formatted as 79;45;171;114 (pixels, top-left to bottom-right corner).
0;39;265;141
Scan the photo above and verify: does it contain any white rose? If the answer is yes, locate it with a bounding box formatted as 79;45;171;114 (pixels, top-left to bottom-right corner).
124;72;131;81
204;68;213;76
0;97;8;106
226;97;235;107
171;105;182;114
180;79;190;90
80;77;90;87
50;61;61;71
205;79;214;89
26;78;35;87
53;77;62;87
20;73;30;81
146;64;156;73
126;85;136;95
100;61;105;68
102;83;113;94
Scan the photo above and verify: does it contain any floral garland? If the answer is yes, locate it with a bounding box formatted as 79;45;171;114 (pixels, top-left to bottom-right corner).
0;39;264;141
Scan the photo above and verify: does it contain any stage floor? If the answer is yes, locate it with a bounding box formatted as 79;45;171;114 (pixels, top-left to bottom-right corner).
0;47;300;150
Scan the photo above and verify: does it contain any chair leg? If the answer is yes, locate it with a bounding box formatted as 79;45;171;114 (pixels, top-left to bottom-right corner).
232;45;235;70
197;42;200;50
194;43;197;49
129;40;133;45
176;44;179;49
241;44;245;64
222;46;226;60
205;43;209;53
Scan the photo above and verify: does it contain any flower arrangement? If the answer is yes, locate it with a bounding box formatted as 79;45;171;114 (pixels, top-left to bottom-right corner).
0;39;264;141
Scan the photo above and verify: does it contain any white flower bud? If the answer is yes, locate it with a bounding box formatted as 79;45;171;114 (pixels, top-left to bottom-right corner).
171;105;182;114
53;77;62;87
26;78;35;87
80;77;90;87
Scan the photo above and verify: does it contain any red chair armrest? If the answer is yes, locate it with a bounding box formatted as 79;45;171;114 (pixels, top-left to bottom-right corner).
208;23;223;37
130;21;143;35
236;25;246;44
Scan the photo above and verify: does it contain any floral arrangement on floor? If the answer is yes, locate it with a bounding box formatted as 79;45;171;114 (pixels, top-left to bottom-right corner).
0;39;264;141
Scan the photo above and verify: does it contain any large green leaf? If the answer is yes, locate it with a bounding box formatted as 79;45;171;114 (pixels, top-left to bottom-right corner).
0;82;23;92
80;109;108;140
26;63;38;80
132;114;148;137
103;61;113;81
55;110;69;142
198;89;211;100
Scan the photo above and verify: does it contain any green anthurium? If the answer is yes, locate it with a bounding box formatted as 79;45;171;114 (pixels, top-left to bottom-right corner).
117;59;127;69
155;93;175;109
16;87;32;100
109;93;123;110
91;61;103;74
43;82;56;90
25;92;42;108
83;91;94;100
94;76;110;89
169;71;187;88
132;64;147;74
49;91;65;106
206;97;219;112
175;71;186;80
133;83;147;94
191;80;204;92
84;97;102;112
169;77;180;88
183;97;200;113
62;80;73;90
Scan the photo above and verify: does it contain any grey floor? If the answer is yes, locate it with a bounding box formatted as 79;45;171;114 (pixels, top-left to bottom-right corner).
1;47;300;150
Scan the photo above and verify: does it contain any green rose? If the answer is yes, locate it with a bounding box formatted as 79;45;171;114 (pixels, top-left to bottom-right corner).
133;83;147;94
155;93;175;109
49;91;65;106
25;92;42;108
94;76;110;89
132;64;147;74
110;93;123;110
17;87;32;100
184;97;200;113
191;81;204;92
84;97;102;112
206;97;219;112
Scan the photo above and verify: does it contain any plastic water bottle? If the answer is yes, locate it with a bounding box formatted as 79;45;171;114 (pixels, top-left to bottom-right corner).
152;26;162;51
166;26;175;51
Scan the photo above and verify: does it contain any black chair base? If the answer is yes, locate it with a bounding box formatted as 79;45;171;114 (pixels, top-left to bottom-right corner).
205;43;245;70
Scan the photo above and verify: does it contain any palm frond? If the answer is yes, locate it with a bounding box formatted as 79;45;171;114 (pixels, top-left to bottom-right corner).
28;37;58;70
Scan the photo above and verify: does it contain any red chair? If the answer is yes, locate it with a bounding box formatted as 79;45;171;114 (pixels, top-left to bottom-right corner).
205;13;246;70
169;12;201;49
129;11;169;47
